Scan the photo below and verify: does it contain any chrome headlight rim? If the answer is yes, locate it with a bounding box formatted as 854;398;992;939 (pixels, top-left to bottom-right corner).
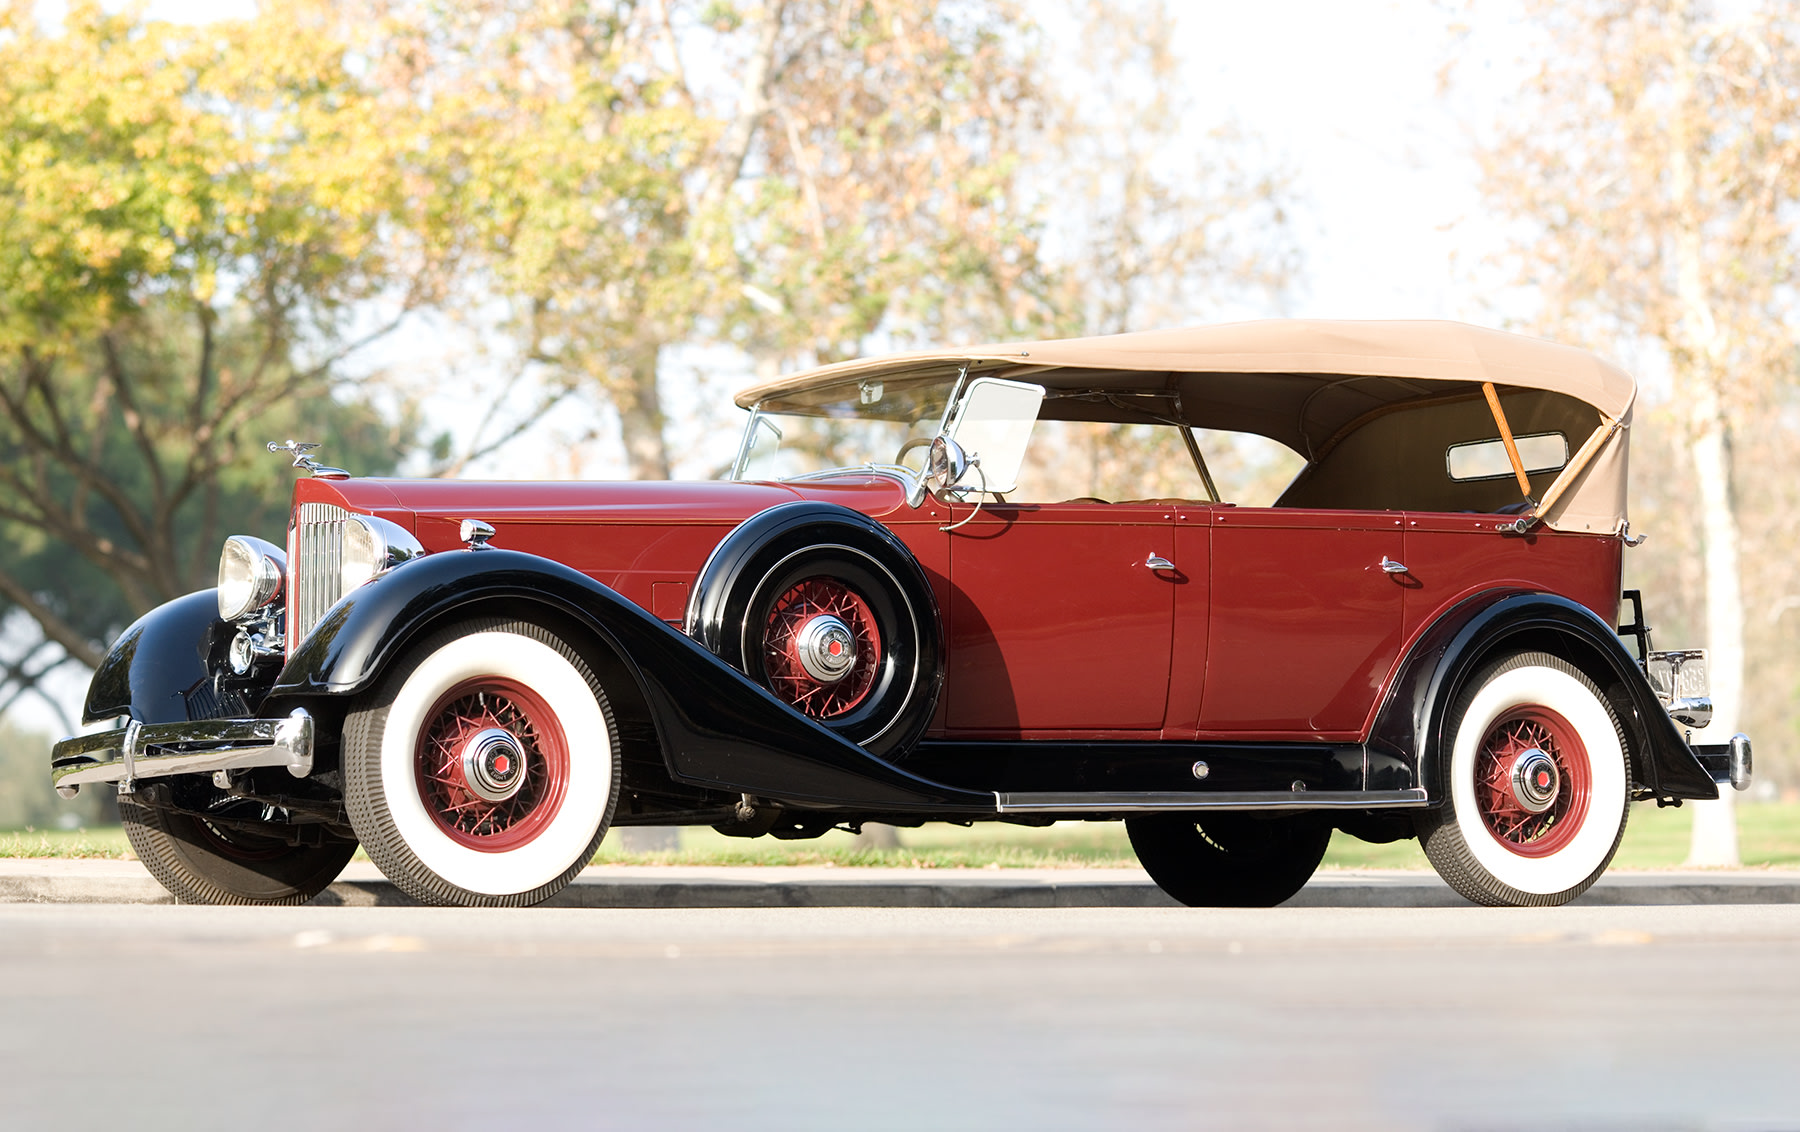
339;514;425;595
218;535;287;621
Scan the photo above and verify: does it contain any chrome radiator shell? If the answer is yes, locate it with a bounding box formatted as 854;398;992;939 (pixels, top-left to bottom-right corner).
287;502;350;650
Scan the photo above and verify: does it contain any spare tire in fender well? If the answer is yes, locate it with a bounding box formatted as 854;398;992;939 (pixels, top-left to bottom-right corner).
686;500;944;758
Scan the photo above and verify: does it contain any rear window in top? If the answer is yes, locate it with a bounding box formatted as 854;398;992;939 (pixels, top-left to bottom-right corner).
1446;432;1568;482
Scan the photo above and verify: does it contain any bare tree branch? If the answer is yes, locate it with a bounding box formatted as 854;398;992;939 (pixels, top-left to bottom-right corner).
0;570;103;669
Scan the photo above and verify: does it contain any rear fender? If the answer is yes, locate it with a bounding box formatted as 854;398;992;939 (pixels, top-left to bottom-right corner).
1368;590;1718;804
268;549;990;812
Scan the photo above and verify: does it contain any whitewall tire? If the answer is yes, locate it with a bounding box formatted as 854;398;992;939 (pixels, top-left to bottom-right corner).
1418;651;1629;907
343;619;618;907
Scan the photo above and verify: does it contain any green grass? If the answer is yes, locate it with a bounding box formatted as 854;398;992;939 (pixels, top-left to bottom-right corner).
591;820;1145;869
0;827;133;859
6;802;1799;869
1322;800;1800;870
591;801;1800;870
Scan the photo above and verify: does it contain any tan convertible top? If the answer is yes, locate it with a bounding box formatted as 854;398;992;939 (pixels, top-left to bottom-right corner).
736;320;1637;535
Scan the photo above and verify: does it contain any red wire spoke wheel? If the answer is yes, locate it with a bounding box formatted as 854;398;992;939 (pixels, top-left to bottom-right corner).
727;541;937;758
342;620;618;907
1418;650;1629;907
413;677;570;851
760;577;882;719
1472;705;1591;858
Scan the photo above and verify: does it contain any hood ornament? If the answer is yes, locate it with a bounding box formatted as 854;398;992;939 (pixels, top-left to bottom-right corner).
267;439;349;480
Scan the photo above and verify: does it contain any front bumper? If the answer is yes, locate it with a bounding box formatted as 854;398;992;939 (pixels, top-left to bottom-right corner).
1692;733;1753;792
50;710;314;797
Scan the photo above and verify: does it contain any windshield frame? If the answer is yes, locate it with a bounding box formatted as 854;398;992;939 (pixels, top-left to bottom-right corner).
729;363;971;490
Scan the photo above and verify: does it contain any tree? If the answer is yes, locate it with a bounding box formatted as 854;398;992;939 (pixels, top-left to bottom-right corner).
1471;0;1800;862
0;1;437;669
369;0;1294;481
1035;0;1294;338
360;0;1054;479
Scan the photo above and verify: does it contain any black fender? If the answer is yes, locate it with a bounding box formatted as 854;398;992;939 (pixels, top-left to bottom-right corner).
1368;589;1718;804
268;548;989;813
685;499;943;755
82;589;229;725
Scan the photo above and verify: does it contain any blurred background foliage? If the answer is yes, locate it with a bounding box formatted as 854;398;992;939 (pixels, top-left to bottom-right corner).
0;0;1292;754
1;0;1797;858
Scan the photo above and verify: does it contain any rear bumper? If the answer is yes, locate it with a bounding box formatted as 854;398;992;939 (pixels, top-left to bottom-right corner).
50;710;314;797
1692;733;1752;792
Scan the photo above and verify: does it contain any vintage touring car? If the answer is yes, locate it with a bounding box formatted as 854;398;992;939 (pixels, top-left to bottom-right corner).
51;320;1750;908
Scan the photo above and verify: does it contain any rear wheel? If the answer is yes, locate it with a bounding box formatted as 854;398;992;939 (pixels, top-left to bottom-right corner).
1126;812;1331;907
122;792;356;906
1417;651;1629;907
342;619;618;907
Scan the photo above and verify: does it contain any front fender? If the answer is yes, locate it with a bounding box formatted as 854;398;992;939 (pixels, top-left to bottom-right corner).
269;549;992;812
1369;589;1718;803
83;589;227;725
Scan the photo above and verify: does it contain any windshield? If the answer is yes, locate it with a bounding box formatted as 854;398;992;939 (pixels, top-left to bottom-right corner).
733;373;960;481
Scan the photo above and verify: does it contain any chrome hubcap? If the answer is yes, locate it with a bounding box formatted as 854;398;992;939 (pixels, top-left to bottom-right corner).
794;614;856;684
1509;748;1560;814
461;727;527;802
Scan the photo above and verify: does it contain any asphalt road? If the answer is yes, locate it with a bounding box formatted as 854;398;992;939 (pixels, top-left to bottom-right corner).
3;903;1797;1132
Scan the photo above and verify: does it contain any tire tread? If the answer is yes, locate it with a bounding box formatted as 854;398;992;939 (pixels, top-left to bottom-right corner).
121;796;355;906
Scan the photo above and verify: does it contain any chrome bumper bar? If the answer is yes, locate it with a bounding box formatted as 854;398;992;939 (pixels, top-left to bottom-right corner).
1693;733;1753;792
50;709;314;797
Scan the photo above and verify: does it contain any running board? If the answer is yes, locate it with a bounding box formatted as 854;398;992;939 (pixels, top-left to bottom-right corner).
994;788;1430;814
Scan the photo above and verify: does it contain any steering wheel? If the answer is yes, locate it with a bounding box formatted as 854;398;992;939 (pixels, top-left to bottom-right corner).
894;436;934;465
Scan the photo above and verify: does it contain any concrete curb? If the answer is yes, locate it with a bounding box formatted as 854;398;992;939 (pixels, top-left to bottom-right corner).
3;860;1799;908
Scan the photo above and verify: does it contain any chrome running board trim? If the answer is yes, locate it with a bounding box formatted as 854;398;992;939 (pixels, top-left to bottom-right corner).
994;788;1430;814
51;710;315;797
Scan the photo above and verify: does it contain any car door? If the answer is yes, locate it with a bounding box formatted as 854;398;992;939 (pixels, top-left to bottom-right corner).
944;501;1177;734
1199;507;1406;738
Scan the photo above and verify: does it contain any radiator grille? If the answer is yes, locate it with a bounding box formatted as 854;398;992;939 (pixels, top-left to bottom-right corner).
287;502;350;650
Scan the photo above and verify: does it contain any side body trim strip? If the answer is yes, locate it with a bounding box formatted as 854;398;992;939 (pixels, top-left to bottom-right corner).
995;788;1430;813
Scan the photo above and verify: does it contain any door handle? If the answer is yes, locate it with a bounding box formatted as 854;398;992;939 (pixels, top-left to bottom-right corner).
1146;554;1176;571
1379;557;1409;574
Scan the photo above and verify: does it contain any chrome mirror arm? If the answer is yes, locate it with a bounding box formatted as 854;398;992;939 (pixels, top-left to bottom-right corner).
939;455;988;533
907;362;973;508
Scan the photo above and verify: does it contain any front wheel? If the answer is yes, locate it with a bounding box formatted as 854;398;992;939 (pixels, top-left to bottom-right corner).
122;793;356;905
1416;651;1630;907
1126;812;1331;907
342;619;619;907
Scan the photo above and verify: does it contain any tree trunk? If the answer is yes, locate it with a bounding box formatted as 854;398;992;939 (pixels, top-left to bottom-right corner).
612;827;681;853
613;344;671;480
850;823;902;851
1666;21;1742;866
1684;399;1743;866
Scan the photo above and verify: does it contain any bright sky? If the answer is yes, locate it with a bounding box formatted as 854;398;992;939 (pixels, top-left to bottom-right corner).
10;0;1528;733
1171;0;1506;321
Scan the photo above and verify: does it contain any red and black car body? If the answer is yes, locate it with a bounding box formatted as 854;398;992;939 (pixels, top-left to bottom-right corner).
52;321;1750;908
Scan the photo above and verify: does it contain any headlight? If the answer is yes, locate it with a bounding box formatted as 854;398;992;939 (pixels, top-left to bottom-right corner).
340;514;425;594
218;536;287;621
